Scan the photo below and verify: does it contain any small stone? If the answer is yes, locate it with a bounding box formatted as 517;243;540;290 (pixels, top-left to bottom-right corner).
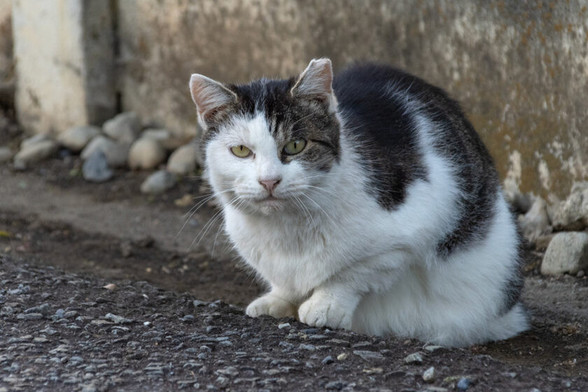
457;377;472;391
0;146;13;163
404;352;424;364
103;283;117;290
299;343;316;351
167;143;199;175
81;135;129;167
104;313;132;324
423;366;436;382
128;137;167;170
193;300;208;307
140;170;177;194
336;353;348;361
17;313;44;320
174;194;194;207
321;356;334;365
424;345;444;352
353;350;385;361
103;112;142;144
14;138;59;167
142;128;188;150
57;125;101;152
278;322;291;329
541;232;588;275
577;270;585;278
82;150;113;183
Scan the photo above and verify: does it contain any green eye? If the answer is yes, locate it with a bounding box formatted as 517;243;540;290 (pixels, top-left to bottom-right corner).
230;145;252;158
283;139;307;155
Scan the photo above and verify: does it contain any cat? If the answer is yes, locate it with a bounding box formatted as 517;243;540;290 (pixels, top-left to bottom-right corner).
188;58;528;347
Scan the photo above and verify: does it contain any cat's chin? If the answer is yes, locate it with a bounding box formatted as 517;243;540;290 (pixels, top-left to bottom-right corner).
246;196;288;215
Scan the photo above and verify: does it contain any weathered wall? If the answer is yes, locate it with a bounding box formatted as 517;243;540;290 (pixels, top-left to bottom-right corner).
117;0;587;199
12;0;116;134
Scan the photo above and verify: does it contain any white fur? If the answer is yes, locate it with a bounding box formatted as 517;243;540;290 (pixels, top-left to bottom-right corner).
204;107;528;347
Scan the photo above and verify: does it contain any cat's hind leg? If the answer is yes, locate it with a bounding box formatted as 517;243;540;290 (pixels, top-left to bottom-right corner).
246;288;298;319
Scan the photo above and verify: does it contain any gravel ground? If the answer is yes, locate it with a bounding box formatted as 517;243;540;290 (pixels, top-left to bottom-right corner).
1;253;587;392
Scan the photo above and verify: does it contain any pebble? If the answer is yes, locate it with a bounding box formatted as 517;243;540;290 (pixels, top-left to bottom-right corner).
140;170;177;194
353;350;384;361
424;345;444;352
142;128;188;150
404;352;424;364
541;232;588;275
57;125;101;152
321;355;334;365
277;322;291;329
0;146;13;163
167;143;199;175
81;135;129;167
103;112;142;144
336;353;349;361
128;137;167;170
14;137;59;167
82;150;113;182
299;343;316;351
423;366;436;382
518;197;551;243
104;313;132;324
550;182;588;231
457;377;472;391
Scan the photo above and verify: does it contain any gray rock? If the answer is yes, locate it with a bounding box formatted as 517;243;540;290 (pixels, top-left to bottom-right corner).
541;232;588;275
518;197;551;243
82;150;113;183
103;112;142;144
142;128;188;150
140;170;177;194
353;350;384;361
457;377;472;391
104;313;133;324
81;135;129;167
404;352;424;364
423;366;436;382
0;146;13;163
550;182;588;231
20;134;51;149
128;137;167;170
58;125;101;152
14;137;59;167
167;143;199;176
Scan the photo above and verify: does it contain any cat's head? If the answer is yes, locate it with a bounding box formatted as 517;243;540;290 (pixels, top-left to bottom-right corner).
189;59;341;216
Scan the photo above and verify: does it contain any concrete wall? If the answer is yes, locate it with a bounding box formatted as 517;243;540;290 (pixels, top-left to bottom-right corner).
12;0;115;134
117;0;587;199
10;1;588;198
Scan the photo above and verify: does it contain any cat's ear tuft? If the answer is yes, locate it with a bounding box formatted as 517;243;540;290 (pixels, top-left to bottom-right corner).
189;74;238;129
291;58;337;112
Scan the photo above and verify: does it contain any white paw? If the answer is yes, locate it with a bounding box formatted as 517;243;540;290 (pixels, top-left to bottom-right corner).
298;294;353;330
246;294;296;319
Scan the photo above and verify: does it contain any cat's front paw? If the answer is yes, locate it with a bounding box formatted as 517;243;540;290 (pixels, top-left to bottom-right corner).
246;294;297;319
298;294;353;330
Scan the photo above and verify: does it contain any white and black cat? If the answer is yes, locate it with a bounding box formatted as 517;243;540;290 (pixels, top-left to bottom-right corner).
188;58;528;347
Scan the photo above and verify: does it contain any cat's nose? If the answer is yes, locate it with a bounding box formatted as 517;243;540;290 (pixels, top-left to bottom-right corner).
259;178;281;192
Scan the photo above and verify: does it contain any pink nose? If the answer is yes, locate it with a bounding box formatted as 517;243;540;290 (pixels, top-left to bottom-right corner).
259;178;281;192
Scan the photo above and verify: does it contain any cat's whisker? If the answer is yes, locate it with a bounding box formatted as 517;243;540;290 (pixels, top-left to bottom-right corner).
299;192;337;227
177;188;235;239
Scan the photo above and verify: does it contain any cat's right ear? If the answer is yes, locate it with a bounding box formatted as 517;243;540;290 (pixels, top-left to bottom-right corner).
189;74;238;130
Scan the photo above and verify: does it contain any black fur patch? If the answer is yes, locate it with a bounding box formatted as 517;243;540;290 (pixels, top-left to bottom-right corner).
333;65;428;210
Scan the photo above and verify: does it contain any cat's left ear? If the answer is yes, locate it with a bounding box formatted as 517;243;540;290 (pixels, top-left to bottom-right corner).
291;58;338;113
189;74;238;130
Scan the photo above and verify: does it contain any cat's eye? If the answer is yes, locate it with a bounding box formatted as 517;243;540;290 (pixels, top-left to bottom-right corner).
230;145;252;158
283;139;307;155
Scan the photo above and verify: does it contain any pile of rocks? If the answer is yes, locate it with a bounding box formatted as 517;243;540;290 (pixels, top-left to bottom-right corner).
513;182;588;278
5;112;201;194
